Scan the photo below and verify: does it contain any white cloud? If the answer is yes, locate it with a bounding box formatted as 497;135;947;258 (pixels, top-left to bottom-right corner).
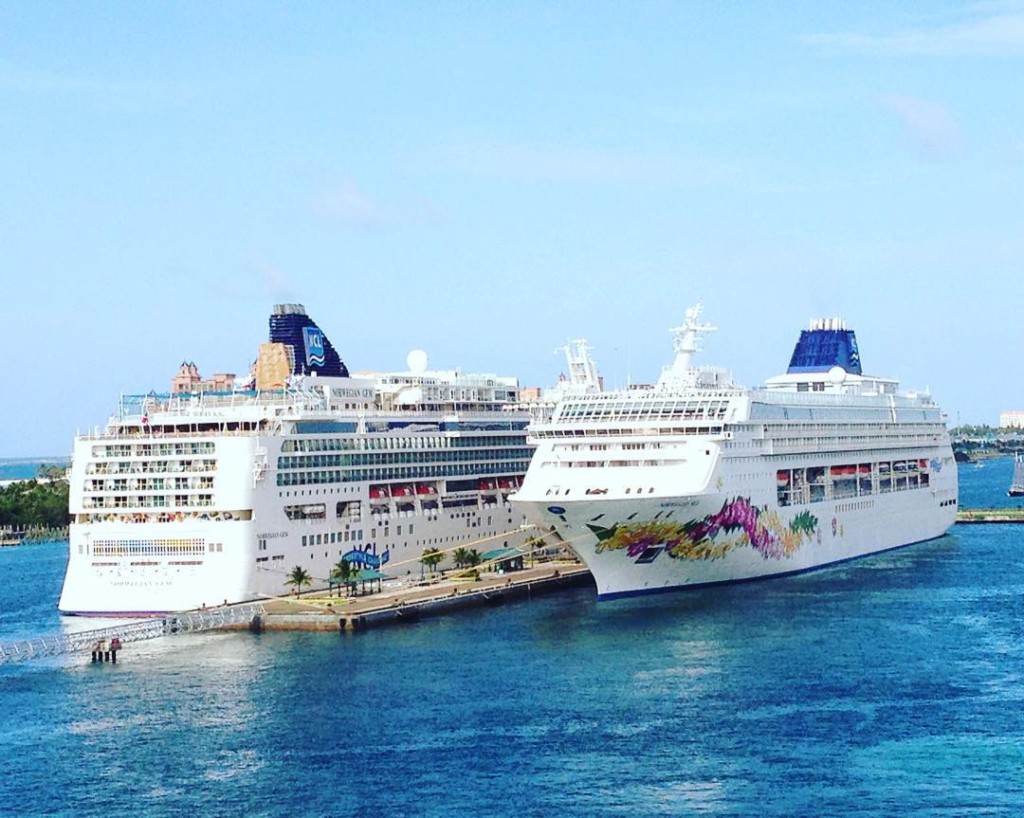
205;260;297;304
880;94;967;160
805;7;1024;57
260;263;295;301
313;180;442;229
314;181;392;227
436;141;742;188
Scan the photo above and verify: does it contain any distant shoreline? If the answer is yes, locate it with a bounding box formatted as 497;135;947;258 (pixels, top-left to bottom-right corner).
0;456;70;463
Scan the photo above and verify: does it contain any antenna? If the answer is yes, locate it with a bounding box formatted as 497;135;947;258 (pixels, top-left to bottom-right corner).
660;301;716;383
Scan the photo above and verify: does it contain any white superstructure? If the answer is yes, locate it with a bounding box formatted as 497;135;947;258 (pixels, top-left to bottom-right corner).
512;305;958;599
59;305;534;615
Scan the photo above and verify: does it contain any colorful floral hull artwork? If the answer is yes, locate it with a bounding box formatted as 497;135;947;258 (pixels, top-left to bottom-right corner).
588;497;818;561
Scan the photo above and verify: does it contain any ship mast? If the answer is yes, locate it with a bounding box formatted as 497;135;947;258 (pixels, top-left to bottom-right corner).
559;339;602;393
657;303;716;388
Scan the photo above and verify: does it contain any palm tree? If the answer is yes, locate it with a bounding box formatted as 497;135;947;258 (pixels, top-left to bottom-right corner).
285;565;312;597
525;535;543;566
330;559;354;597
420;547;444;577
452;547;471;569
466;548;482;568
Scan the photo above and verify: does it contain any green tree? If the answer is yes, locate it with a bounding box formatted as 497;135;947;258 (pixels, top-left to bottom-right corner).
329;559;355;597
285;565;312;597
524;535;544;566
0;479;70;530
420;547;444;577
452;547;471;569
38;464;67;482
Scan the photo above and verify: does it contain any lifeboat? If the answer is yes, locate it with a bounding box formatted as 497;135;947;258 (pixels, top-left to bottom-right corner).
416;484;434;495
858;465;872;475
369;485;387;499
479;479;497;491
776;471;790;486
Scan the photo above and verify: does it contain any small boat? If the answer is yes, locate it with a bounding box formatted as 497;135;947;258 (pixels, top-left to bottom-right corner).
1008;453;1024;497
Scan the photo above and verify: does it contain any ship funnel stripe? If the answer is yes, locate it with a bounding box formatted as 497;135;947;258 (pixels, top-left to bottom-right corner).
787;327;861;375
269;305;349;377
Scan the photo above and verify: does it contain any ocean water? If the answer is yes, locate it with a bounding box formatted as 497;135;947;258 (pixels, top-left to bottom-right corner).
2;464;1024;816
0;457;69;482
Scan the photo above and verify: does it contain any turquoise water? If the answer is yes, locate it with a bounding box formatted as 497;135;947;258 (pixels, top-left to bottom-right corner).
0;457;69;482
2;463;1024;816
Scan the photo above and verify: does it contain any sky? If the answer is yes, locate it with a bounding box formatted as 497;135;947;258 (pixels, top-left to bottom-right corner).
2;1;1023;457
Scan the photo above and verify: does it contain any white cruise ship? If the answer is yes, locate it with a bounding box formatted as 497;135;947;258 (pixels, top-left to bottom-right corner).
512;304;958;599
59;305;534;615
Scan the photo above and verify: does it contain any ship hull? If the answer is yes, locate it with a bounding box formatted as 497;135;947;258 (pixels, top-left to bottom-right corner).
513;307;960;601
58;520;257;615
515;471;958;600
60;429;531;616
59;498;530;616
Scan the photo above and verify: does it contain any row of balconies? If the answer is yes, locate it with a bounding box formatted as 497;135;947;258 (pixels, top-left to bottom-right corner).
81;494;215;510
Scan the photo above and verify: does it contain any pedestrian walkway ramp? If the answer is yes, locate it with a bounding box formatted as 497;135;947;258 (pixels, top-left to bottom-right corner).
0;602;266;665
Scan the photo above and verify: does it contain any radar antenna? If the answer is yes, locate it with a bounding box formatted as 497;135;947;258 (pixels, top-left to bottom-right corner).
668;302;716;372
556;339;601;393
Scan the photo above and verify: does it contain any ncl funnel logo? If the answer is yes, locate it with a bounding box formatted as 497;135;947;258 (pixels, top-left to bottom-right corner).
303;327;326;368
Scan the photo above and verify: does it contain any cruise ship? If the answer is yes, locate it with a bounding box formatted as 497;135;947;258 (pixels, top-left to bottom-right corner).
513;304;958;599
59;305;534;615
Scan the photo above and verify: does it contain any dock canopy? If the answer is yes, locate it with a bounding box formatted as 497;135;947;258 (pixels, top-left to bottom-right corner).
350;569;387;595
480;547;525;572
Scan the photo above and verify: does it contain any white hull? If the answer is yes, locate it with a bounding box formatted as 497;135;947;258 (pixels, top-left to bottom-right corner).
515;473;956;599
59;502;526;615
512;306;960;600
59;520;256;615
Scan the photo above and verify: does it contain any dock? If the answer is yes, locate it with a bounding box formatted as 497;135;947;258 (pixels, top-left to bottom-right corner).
0;604;267;665
1;564;591;664
956;508;1024;524
234;561;592;633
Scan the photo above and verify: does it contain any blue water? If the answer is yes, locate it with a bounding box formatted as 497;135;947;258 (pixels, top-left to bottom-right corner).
2;464;1024;816
958;454;1024;510
0;457;69;481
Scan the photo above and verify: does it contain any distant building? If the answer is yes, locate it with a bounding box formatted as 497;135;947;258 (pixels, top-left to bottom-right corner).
171;361;236;394
999;411;1024;429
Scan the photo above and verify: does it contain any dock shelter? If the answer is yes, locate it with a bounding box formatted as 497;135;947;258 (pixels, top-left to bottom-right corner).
480;547;525;573
349;568;386;596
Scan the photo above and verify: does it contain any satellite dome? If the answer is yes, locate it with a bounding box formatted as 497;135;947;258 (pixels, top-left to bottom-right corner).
406;349;429;373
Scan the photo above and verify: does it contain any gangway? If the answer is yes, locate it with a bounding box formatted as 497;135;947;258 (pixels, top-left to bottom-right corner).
0;603;266;665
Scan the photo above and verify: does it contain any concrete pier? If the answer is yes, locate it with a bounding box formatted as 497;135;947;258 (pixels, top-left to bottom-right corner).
231;562;593;634
957;508;1024;523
